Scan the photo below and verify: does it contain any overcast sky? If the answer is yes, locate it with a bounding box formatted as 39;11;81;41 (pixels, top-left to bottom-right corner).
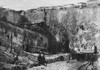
0;0;89;10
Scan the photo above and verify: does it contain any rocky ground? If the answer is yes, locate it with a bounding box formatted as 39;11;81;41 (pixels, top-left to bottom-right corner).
0;49;100;70
0;45;100;70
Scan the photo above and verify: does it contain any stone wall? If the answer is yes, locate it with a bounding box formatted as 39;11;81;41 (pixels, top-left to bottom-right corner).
24;1;100;53
0;21;48;53
45;4;100;53
0;1;100;53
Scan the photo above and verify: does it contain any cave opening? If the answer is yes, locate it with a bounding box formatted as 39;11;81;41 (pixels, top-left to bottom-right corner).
22;22;70;54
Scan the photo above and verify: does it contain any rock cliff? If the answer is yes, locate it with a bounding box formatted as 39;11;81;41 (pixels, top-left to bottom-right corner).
0;1;100;54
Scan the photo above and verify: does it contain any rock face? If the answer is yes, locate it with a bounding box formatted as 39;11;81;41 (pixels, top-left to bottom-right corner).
0;1;100;54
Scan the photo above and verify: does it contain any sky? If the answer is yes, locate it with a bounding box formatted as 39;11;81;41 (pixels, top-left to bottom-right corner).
0;0;90;10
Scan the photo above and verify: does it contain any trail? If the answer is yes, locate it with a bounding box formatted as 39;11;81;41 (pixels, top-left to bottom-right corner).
27;61;87;70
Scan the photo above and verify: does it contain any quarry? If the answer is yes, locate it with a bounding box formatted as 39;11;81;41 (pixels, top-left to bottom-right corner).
0;0;100;70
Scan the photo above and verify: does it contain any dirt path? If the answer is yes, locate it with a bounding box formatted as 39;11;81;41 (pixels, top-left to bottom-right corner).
27;61;85;70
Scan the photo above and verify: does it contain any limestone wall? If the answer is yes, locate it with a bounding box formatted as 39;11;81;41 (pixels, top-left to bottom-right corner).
0;1;100;53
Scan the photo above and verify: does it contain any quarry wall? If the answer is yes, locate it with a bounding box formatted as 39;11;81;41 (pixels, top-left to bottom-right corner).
0;1;100;53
